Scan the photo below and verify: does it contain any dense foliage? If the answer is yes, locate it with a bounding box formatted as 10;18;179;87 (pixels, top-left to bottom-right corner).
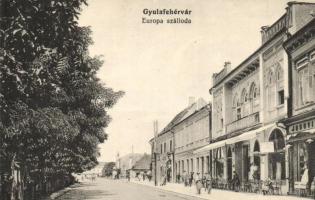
102;162;116;177
0;0;123;198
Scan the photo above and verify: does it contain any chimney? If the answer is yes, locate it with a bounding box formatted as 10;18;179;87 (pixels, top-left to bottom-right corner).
260;26;269;44
224;61;231;73
196;98;207;110
188;96;195;107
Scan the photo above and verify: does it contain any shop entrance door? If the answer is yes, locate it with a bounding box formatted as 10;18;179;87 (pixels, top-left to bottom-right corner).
308;142;315;186
242;145;249;181
227;147;233;181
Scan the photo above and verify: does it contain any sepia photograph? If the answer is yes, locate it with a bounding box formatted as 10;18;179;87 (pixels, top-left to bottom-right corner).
1;0;315;199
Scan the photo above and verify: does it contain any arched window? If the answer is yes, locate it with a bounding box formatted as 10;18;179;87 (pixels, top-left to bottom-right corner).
233;94;240;121
249;82;259;113
227;147;232;157
214;148;224;178
276;65;283;81
269;129;285;152
268;70;274;85
249;82;258;100
253;140;261;180
254;140;260;153
241;89;249;116
233;94;239;108
241;89;248;104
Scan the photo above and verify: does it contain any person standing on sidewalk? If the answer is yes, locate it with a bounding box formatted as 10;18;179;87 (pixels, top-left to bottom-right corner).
205;173;212;194
126;171;130;182
185;171;190;187
232;171;240;192
182;170;187;186
195;172;202;194
189;172;194;187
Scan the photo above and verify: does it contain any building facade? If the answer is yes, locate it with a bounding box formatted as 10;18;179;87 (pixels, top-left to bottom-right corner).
174;99;211;181
150;114;182;185
194;2;315;194
283;18;315;195
116;153;143;178
150;98;211;185
154;129;175;184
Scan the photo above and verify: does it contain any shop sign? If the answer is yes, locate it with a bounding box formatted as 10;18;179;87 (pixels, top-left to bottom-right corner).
260;142;274;153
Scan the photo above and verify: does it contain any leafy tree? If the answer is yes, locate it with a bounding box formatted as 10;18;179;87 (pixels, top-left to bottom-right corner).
102;162;116;177
0;0;124;198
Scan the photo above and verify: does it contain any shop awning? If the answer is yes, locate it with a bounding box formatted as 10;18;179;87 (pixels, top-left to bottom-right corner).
193;140;226;154
193;123;275;154
226;123;275;144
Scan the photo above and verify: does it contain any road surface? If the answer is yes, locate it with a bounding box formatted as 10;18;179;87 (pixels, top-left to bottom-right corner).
56;178;201;200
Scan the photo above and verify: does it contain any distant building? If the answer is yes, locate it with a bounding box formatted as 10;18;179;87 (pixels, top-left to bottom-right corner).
150;111;183;185
150;98;211;185
129;154;151;179
174;98;211;180
116;153;144;178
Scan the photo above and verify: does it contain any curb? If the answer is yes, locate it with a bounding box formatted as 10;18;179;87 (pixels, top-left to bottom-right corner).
130;181;207;200
42;183;81;200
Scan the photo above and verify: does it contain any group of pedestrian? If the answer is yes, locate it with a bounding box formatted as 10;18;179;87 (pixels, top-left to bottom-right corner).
135;170;152;182
179;171;212;195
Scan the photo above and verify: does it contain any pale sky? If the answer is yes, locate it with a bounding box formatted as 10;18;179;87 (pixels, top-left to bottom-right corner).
78;0;315;162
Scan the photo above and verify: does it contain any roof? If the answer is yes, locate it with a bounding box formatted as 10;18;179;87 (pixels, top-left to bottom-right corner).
132;154;151;170
283;18;315;52
158;105;191;136
158;98;210;136
174;103;210;128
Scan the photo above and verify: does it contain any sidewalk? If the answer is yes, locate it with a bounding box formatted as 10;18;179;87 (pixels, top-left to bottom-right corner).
131;180;308;200
42;181;91;200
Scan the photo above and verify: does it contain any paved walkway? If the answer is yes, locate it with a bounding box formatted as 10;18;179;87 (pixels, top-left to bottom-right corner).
131;179;309;200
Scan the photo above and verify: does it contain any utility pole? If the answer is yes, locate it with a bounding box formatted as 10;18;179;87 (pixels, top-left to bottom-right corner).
153;120;158;186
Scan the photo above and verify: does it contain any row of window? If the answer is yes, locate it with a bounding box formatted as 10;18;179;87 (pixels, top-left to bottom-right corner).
232;82;260;121
176;156;210;175
265;64;285;111
175;117;209;148
160;140;172;154
295;51;315;108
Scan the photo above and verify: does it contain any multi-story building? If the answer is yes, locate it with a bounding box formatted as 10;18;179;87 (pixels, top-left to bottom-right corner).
283;18;315;195
150;98;211;185
174;98;211;180
150;114;182;185
194;2;315;194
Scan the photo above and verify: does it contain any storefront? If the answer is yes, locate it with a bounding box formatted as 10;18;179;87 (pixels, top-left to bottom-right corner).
283;17;315;196
159;152;174;183
267;129;286;181
213;147;224;179
286;117;315;195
